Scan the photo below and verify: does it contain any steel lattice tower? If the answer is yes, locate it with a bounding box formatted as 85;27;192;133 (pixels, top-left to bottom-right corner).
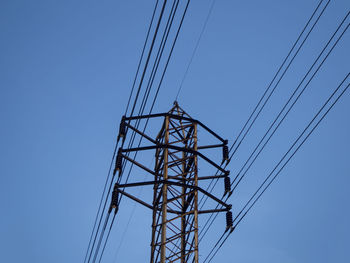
110;103;232;263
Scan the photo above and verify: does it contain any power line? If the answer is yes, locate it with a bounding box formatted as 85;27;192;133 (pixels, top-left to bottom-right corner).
91;213;111;263
205;72;350;262
85;1;169;262
117;0;191;190
176;0;217;100
112;0;192;238
228;0;329;159
194;7;349;260
205;19;350;255
111;172;150;262
96;1;181;259
127;1;169;119
85;1;349;262
197;0;328;210
194;0;331;245
117;0;181;188
237;81;350;228
83;2;161;259
230;8;349;194
124;0;161;116
98;213;117;263
93;1;192;261
178;1;331;253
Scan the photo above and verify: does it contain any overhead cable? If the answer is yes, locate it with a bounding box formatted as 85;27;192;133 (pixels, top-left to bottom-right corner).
95;1;192;261
205;72;350;262
85;1;169;262
176;0;217;100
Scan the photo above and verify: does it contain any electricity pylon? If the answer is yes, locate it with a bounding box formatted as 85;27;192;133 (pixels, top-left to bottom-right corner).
110;102;232;263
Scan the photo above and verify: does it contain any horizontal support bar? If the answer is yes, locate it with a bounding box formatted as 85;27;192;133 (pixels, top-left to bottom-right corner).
124;113;225;142
167;174;226;181
124;112;166;121
197;174;227;180
197;143;225;150
116;188;179;214
124;122;158;145
117;189;153;210
121;144;226;173
198;208;230;214
122;154;156;176
116;180;231;209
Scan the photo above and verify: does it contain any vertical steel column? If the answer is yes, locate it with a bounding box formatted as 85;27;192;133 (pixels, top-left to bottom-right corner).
193;123;199;263
180;146;186;263
151;107;200;262
161;116;169;263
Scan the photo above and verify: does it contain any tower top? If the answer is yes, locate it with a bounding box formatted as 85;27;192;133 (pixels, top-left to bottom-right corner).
169;101;192;119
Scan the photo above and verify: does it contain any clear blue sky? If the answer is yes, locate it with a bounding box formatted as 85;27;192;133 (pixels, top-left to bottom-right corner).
1;0;349;262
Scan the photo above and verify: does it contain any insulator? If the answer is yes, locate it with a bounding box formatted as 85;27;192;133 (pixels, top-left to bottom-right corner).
120;116;126;137
223;145;229;161
226;211;233;230
117;116;126;142
109;187;119;213
111;189;119;207
113;148;123;176
224;176;231;193
116;149;122;172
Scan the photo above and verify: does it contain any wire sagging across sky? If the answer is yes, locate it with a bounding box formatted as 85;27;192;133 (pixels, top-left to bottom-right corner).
204;72;350;262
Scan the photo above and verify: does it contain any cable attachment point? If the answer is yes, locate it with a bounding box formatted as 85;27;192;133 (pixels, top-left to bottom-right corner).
225;211;233;232
222;140;229;163
117;116;126;143
113;148;123;176
108;184;119;214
